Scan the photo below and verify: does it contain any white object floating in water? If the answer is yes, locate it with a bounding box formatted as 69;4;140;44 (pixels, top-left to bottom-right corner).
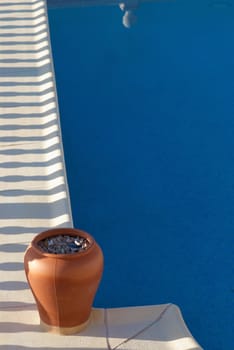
122;10;137;28
120;1;139;28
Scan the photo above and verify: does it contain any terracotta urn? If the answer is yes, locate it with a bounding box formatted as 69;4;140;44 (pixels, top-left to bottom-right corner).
24;227;104;335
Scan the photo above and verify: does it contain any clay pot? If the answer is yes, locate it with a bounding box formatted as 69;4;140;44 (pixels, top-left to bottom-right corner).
24;227;103;335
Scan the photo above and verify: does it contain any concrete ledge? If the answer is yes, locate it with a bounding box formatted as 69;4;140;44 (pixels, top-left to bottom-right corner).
0;304;203;349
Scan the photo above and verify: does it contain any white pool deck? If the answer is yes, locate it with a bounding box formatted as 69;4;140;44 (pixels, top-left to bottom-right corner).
0;1;202;349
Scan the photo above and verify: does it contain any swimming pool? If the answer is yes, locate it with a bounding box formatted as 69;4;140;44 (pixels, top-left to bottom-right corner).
48;2;234;349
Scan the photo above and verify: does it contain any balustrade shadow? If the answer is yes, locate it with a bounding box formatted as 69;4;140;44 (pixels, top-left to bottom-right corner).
0;322;40;333
0;262;24;271
0;301;35;310
0;244;27;253
0;281;28;291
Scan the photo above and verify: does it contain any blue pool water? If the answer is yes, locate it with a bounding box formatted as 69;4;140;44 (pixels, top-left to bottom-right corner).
48;2;233;349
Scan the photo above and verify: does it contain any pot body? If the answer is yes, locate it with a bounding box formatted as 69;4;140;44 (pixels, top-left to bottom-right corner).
24;228;103;333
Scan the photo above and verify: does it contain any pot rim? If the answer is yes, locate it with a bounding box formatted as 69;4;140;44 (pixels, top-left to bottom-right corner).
31;227;95;259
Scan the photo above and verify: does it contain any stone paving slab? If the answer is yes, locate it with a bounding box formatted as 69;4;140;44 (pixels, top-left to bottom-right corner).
107;304;202;350
106;304;167;349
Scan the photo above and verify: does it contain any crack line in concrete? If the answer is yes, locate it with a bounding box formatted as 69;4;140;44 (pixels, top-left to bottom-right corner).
113;303;173;350
104;308;112;350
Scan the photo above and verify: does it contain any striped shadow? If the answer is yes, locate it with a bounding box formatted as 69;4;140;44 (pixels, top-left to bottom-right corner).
0;0;74;312
0;0;73;294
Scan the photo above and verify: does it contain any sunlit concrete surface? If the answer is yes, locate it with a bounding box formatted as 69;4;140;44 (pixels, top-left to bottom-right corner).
0;1;202;349
0;304;202;349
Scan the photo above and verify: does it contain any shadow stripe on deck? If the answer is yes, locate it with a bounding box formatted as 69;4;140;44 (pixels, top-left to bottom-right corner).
0;0;73;244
